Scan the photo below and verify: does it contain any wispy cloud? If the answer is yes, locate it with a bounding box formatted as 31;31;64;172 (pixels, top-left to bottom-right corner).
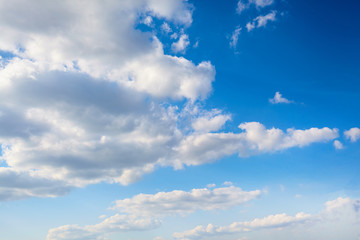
230;26;242;48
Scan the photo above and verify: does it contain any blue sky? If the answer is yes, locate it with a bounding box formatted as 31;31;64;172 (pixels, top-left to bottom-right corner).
0;0;360;240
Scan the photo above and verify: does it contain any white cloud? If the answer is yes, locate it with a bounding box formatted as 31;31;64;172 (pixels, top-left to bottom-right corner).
246;22;255;32
256;11;277;27
173;212;311;239
48;185;260;239
333;140;343;150
344;127;360;142
171;34;190;53
252;0;274;8
112;186;261;217
174;122;338;167
0;0;215;197
236;1;248;14
192;111;231;133
246;11;277;32
230;26;242;48
269;91;293;104
47;214;161;240
173;197;360;240
0;0;343;202
236;0;274;14
161;22;172;33
143;16;153;26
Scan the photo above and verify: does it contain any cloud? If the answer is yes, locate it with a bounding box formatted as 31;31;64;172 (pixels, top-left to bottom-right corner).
333;140;343;149
171;34;190;53
112;186;261;217
48;185;260;239
0;0;342;202
173;197;360;240
161;22;172;33
47;214;161;240
174;122;338;167
230;26;242;48
269;91;293;104
173;212;311;239
236;0;274;14
247;11;277;32
344;127;360;142
0;168;72;201
246;22;256;32
192;111;231;133
143;16;153;26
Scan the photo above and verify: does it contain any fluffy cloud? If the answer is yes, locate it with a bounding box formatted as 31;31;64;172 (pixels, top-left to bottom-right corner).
172;34;190;53
0;0;214;197
112;186;261;217
48;185;260;239
175;122;338;167
0;0;341;202
344;127;360;142
192;110;231;133
173;197;360;240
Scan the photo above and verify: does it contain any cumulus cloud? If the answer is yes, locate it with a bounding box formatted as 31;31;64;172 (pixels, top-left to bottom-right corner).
48;185;260;239
344;127;360;142
192;110;231;133
174;122;339;167
112;186;261;217
171;34;190;53
230;26;242;48
0;0;341;202
269;91;293;104
173;197;360;240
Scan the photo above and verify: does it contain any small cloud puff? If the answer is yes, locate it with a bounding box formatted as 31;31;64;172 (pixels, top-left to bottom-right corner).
344;127;360;142
333;140;343;150
269;91;293;104
171;34;190;53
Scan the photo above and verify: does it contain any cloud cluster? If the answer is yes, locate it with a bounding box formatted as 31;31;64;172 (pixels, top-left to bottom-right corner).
173;197;360;240
47;185;260;240
0;0;341;202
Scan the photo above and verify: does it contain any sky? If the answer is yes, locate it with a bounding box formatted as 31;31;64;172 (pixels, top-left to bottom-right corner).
0;0;360;240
